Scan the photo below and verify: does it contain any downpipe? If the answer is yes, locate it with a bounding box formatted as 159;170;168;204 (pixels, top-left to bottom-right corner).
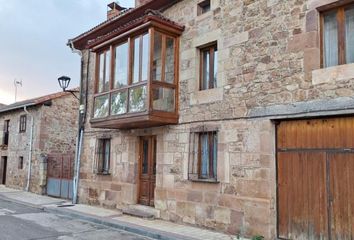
24;106;34;192
69;40;88;204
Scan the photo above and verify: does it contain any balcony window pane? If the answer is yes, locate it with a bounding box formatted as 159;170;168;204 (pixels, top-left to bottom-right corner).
132;37;140;83
129;85;147;113
152;87;175;112
94;94;109;118
142;33;150;81
114;42;128;88
323;11;338;68
111;91;127;115
165;37;175;84
202;50;210;90
104;50;111;92
346;6;354;64
153;32;163;81
214;49;218;87
98;53;104;93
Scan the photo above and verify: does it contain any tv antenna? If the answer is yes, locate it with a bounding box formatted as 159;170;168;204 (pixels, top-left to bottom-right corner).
14;79;22;102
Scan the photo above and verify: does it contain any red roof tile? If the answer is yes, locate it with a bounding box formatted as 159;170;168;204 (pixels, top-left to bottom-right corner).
69;0;182;50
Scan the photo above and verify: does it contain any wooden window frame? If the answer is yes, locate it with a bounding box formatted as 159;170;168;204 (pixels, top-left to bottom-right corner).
197;0;211;16
188;127;218;183
320;2;354;68
96;138;111;175
199;43;217;90
19;115;26;133
18;156;24;169
91;25;180;128
3;120;9;146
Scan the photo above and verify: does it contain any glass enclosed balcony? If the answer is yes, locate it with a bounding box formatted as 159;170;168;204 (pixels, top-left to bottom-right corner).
91;24;182;129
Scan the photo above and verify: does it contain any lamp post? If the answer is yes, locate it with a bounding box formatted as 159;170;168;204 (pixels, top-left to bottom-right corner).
57;75;82;204
58;76;79;99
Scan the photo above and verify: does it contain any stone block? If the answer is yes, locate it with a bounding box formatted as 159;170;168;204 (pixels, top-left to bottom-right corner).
214;207;231;224
111;183;122;191
287;31;318;53
312;63;354;85
190;88;224;105
223;32;249;48
187;190;203;202
306;10;319;32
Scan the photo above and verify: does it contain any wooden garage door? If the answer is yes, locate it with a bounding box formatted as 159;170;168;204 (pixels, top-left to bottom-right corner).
277;117;354;240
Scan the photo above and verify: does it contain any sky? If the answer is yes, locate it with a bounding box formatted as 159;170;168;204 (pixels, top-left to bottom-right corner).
0;0;135;105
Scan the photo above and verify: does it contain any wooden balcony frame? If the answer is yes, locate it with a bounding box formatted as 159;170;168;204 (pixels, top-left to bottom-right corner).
90;20;182;129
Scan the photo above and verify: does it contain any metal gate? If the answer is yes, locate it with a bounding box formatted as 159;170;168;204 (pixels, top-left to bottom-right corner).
277;117;354;239
47;154;74;199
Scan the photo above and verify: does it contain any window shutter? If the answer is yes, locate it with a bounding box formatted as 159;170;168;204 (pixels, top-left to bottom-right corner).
188;132;199;180
93;139;99;173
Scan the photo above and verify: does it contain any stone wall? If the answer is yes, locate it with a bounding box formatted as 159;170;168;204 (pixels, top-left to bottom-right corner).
0;107;42;192
0;94;78;194
77;0;354;239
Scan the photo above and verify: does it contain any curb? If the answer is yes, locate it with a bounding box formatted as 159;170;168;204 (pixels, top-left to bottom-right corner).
0;194;45;210
45;206;199;240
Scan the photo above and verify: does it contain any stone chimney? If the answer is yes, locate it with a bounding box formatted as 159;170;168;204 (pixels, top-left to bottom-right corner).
135;0;151;7
107;2;126;20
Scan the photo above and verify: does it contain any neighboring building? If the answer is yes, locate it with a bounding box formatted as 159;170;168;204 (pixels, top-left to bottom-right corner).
69;0;354;239
0;91;78;197
0;104;5;109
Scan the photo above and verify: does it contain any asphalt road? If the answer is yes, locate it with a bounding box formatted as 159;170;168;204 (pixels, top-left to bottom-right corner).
0;200;151;240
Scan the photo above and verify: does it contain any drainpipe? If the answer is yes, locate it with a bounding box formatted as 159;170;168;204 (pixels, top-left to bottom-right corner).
24;106;34;192
69;40;87;204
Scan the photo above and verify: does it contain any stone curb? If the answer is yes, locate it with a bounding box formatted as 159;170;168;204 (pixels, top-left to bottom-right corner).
0;194;46;210
45;206;200;240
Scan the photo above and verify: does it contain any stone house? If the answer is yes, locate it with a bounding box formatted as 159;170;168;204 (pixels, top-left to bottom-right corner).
69;0;354;239
0;91;78;197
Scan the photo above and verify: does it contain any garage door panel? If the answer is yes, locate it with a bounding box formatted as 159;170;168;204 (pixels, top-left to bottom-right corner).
329;153;354;240
278;152;328;239
277;118;354;150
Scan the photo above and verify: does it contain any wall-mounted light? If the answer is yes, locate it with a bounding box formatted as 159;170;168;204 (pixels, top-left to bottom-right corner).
58;76;79;100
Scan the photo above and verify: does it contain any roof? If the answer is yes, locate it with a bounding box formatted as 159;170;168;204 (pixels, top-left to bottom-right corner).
69;0;182;50
0;89;78;114
87;9;184;49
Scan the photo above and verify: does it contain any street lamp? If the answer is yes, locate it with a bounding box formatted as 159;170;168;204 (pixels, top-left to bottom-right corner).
57;76;79;99
58;76;71;91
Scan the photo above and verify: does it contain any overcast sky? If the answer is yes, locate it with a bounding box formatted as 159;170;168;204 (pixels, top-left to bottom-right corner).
0;0;135;104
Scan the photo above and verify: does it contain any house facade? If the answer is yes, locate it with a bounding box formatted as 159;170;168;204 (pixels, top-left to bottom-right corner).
0;91;78;197
69;0;354;239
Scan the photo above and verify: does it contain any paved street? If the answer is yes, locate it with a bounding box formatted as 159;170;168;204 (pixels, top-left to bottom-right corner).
0;199;150;240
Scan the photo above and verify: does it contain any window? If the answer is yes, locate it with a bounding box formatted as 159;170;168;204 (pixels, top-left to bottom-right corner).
96;139;110;174
2;120;9;145
18;156;23;169
19;115;26;133
189;128;218;182
93;30;178;120
200;43;218;90
321;4;354;68
198;0;211;15
97;49;111;93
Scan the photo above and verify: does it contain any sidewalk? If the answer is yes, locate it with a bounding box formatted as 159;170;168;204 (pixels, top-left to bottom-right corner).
0;186;241;240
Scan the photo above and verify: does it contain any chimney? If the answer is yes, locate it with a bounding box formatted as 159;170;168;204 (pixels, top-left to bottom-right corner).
107;2;126;20
135;0;151;7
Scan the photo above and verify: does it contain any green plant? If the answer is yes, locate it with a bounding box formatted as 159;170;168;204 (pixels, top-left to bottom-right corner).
252;236;264;240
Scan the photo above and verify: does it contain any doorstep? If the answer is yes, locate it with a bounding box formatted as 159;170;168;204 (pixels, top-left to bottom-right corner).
123;204;160;219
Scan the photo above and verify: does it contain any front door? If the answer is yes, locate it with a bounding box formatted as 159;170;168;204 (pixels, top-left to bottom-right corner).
47;154;74;199
138;136;156;206
0;157;7;185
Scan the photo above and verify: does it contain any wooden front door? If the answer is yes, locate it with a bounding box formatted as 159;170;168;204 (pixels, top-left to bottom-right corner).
277;117;354;239
0;157;7;185
138;136;156;206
